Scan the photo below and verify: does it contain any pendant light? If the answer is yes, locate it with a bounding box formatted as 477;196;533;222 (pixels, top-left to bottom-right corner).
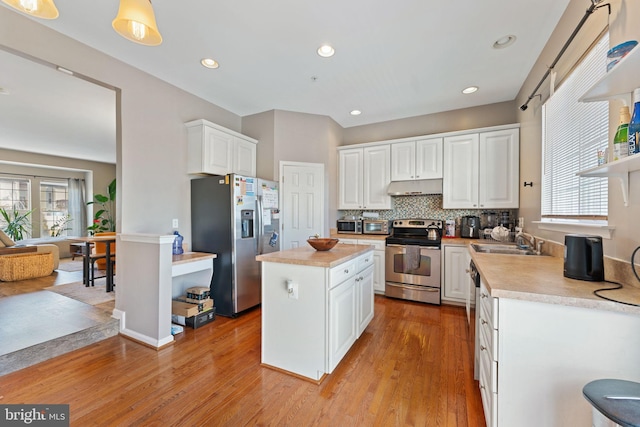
112;0;162;46
1;0;59;19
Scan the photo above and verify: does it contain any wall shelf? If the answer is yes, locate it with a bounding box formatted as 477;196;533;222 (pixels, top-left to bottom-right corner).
577;155;640;206
580;44;640;103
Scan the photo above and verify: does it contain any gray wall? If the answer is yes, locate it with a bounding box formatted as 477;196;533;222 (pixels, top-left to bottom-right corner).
516;0;640;262
342;101;517;145
1;6;241;246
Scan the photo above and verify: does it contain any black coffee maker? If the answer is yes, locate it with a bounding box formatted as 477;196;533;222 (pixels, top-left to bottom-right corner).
460;216;481;238
564;234;604;281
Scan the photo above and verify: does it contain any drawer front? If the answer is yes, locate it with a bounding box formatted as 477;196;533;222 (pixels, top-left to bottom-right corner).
330;261;357;287
479;284;493;320
357;252;374;272
479;318;494;366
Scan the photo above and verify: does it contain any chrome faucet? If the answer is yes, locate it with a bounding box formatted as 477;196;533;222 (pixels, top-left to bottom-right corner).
515;231;535;250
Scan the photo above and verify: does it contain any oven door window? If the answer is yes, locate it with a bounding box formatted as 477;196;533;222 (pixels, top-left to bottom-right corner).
364;223;381;234
393;249;433;277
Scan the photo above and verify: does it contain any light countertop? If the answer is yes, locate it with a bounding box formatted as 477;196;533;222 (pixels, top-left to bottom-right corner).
469;247;640;316
172;251;217;265
256;243;373;268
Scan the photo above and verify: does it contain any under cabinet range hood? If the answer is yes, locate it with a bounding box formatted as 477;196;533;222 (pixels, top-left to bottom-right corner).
387;179;443;196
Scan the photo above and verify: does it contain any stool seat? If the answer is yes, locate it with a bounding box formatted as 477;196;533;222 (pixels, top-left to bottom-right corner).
583;379;640;427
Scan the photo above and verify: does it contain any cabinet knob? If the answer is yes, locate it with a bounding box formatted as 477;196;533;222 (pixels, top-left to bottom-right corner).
481;319;487;325
344;269;349;274
416;175;420;178
480;345;487;351
481;293;488;298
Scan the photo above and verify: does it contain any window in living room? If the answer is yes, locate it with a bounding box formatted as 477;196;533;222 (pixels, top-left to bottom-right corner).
0;177;32;237
40;180;70;237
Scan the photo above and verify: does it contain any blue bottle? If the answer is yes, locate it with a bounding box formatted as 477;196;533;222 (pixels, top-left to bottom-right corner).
173;231;184;255
628;88;640;155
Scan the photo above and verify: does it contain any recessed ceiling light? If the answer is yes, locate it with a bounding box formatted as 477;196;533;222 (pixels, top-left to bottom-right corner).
56;66;74;76
350;110;362;116
462;86;479;94
493;35;516;49
201;58;219;69
317;44;335;58
0;87;10;95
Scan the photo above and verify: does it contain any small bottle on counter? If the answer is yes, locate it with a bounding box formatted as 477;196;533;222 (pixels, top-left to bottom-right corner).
628;88;640;155
613;106;630;161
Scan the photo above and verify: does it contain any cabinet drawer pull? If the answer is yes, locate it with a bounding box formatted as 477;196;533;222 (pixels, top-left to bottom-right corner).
481;293;488;298
481;319;487;325
344;269;349;274
480;345;487;351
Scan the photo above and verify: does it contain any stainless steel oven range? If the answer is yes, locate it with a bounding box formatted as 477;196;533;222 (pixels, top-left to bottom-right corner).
385;218;443;305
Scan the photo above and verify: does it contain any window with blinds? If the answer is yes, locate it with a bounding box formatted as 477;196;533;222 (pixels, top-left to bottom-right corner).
541;32;609;219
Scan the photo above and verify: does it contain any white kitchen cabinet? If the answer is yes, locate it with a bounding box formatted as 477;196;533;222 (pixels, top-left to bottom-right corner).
391;138;443;181
186;119;257;177
338;238;386;294
443;128;519;209
338;145;391;210
475;279;640;426
261;248;374;381
442;245;471;304
329;275;357;372
356;265;374;336
478;279;498;427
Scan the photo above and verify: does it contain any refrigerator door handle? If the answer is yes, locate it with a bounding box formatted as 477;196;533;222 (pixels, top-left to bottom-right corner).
256;196;263;255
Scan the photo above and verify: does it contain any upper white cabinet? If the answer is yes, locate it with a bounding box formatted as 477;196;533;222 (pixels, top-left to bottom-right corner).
186;119;257;177
391;138;443;181
338;145;392;210
443;128;519;209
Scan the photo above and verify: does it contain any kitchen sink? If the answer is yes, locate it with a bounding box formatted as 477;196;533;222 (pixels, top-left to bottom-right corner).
470;243;540;256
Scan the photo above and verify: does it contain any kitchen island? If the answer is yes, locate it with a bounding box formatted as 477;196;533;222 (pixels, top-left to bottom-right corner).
257;243;374;383
469;247;640;427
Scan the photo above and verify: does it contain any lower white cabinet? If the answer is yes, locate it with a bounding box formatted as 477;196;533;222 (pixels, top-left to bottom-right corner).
476;278;640;426
338;238;386;294
356;265;374;336
261;249;374;381
329;275;358;372
442;245;471;304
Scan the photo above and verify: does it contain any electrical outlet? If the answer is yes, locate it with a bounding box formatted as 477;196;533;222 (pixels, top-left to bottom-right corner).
289;283;299;300
172;219;179;228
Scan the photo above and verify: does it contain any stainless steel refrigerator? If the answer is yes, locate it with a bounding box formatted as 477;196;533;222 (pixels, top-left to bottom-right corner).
191;174;280;317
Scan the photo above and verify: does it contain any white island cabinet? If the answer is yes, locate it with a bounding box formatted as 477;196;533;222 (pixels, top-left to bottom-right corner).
257;244;374;382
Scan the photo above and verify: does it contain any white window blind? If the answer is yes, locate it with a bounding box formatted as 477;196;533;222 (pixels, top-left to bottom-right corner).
542;33;609;218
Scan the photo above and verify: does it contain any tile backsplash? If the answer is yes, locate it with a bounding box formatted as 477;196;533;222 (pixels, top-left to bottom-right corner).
339;195;518;226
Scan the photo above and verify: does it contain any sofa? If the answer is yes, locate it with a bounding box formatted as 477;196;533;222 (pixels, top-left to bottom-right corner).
0;230;60;270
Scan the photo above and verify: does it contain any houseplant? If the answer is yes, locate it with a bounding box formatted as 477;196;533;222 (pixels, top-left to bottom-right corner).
0;207;33;241
87;178;116;235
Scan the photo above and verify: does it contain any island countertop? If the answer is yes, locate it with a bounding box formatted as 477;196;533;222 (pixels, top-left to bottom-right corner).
256;243;374;268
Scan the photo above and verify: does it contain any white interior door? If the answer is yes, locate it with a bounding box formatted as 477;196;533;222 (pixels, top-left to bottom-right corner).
280;162;324;250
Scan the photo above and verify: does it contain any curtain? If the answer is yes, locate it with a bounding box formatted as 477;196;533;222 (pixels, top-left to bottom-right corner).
68;178;87;236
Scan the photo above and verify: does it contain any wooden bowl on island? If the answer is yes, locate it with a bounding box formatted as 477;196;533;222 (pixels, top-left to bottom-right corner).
307;237;339;251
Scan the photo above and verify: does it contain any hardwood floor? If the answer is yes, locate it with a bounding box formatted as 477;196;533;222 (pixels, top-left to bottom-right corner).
0;296;485;426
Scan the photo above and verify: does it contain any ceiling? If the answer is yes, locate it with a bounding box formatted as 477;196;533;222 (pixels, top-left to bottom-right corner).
0;0;571;163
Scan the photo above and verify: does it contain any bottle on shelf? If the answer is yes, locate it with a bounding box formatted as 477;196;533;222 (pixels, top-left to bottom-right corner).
629;88;640;156
613;106;631;161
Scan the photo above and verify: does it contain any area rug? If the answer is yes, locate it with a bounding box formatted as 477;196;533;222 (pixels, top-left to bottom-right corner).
45;278;115;306
56;260;85;272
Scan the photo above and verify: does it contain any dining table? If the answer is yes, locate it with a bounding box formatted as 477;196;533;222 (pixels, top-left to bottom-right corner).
69;235;117;292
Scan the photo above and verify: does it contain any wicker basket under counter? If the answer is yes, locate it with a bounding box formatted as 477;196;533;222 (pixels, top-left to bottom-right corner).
0;252;54;281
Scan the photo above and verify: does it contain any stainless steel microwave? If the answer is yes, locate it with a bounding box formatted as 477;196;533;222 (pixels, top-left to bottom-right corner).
337;219;362;234
362;219;392;235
